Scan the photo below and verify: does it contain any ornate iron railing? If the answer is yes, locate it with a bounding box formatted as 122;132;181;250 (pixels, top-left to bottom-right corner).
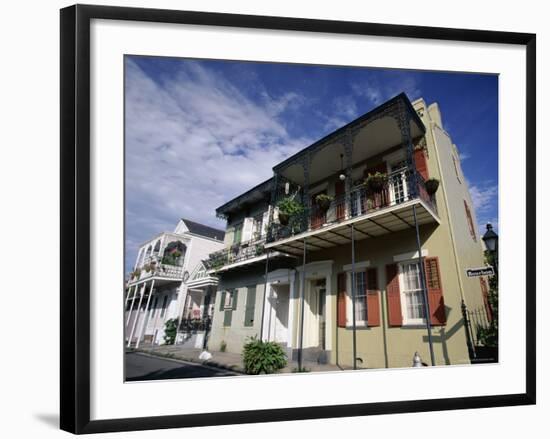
128;261;184;283
205;237;267;270
267;168;437;243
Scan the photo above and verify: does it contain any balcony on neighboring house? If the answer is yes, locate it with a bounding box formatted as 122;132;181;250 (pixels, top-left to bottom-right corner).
265;93;440;256
127;232;188;285
205;236;268;272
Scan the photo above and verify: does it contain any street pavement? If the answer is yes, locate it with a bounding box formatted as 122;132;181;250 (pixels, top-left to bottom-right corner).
125;352;238;381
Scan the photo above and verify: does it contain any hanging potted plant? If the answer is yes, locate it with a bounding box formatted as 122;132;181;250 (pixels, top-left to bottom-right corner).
315;194;333;213
365;172;388;193
424;178;440;195
277;197;303;226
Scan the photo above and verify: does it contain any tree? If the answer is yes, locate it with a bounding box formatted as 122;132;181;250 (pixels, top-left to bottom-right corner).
477;250;498;348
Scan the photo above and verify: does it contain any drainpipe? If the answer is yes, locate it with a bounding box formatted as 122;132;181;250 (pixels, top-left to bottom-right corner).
412;204;435;366
351;224;358;370
298;238;307;371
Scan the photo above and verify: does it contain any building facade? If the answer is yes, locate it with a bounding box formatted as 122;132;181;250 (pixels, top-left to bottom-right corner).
206;93;490;369
125;218;224;347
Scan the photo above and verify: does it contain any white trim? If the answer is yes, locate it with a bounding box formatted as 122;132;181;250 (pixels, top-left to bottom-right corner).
343;260;370;271
393;249;429;262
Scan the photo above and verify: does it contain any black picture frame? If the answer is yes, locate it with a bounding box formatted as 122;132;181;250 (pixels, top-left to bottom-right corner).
60;4;536;434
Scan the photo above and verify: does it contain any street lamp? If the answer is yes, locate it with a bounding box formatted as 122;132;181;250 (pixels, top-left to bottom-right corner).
482;223;498;271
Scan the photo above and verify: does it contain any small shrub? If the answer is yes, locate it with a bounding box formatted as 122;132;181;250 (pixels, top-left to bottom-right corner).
220;340;227;352
163;318;178;345
242;336;287;375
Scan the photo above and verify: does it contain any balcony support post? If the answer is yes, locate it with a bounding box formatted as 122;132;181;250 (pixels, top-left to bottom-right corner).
298;239;307;372
397;105;418;199
125;284;138;326
259;251;271;342
127;282;146;348
136;280;155;349
344;129;354;219
412;204;436;366
350;224;358;370
300;154;311;232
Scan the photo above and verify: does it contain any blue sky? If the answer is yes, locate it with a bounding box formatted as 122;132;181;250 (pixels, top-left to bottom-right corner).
125;56;498;272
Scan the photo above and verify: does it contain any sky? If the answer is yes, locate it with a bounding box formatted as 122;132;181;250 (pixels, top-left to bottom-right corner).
125;56;498;273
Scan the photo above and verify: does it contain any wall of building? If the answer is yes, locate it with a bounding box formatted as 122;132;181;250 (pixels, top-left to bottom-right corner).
303;223;471;369
415;100;488;311
208;266;266;353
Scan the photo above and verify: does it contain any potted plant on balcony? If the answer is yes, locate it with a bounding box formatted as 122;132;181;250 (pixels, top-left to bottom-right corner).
132;268;141;280
315;194;334;214
277;196;303;226
365;172;388;193
424;178;440;195
255;243;265;256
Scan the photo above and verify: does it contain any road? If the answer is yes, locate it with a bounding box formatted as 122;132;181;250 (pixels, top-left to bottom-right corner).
125;352;237;381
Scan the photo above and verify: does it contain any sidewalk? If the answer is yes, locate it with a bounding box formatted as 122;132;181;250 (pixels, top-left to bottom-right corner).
132;343;349;374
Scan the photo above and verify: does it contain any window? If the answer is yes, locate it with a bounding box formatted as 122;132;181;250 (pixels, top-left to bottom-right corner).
233;223;243;244
251;214;264;240
224;290;235;309
464;200;477;241
452;155;461;183
244;286;256;326
398;262;426;325
352;271;368;325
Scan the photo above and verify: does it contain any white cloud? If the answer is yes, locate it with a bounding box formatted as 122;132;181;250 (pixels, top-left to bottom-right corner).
125;59;312;267
459;152;471;161
469;183;498;214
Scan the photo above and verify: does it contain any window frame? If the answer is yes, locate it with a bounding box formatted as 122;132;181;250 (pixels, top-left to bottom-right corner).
346;271;368;327
397;260;427;326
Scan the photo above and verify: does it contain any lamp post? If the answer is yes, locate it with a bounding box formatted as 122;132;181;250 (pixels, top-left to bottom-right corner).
482;223;498;272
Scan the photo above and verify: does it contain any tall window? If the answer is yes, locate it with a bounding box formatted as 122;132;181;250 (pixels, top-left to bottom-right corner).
464;200;477;242
452;155;462;183
399;262;426;324
251;214;264;240
352;271;368;325
233;223;243;244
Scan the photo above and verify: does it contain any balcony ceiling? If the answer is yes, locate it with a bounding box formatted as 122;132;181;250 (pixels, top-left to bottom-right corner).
265;199;439;256
278;116;423;186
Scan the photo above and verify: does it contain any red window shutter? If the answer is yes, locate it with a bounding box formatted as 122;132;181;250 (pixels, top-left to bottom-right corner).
366;268;380;326
424;257;446;325
385;264;402;326
414;149;429;181
480;277;493;322
337;272;347;328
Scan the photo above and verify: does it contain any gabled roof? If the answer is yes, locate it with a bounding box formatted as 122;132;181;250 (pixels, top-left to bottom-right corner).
181;218;225;241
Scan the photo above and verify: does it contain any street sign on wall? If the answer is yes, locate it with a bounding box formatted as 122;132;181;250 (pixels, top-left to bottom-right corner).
466;266;495;277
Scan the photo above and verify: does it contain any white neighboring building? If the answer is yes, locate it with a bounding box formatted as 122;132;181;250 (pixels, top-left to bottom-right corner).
125;218;224;347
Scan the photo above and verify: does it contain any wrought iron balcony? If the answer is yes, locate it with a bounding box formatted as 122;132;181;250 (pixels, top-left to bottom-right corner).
267;168;438;245
205;237;267;271
128;255;185;284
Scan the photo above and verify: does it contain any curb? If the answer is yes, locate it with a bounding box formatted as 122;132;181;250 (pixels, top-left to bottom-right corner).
130;348;246;374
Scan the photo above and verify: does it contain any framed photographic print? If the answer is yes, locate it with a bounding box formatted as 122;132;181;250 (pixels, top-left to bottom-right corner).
60;4;536;434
